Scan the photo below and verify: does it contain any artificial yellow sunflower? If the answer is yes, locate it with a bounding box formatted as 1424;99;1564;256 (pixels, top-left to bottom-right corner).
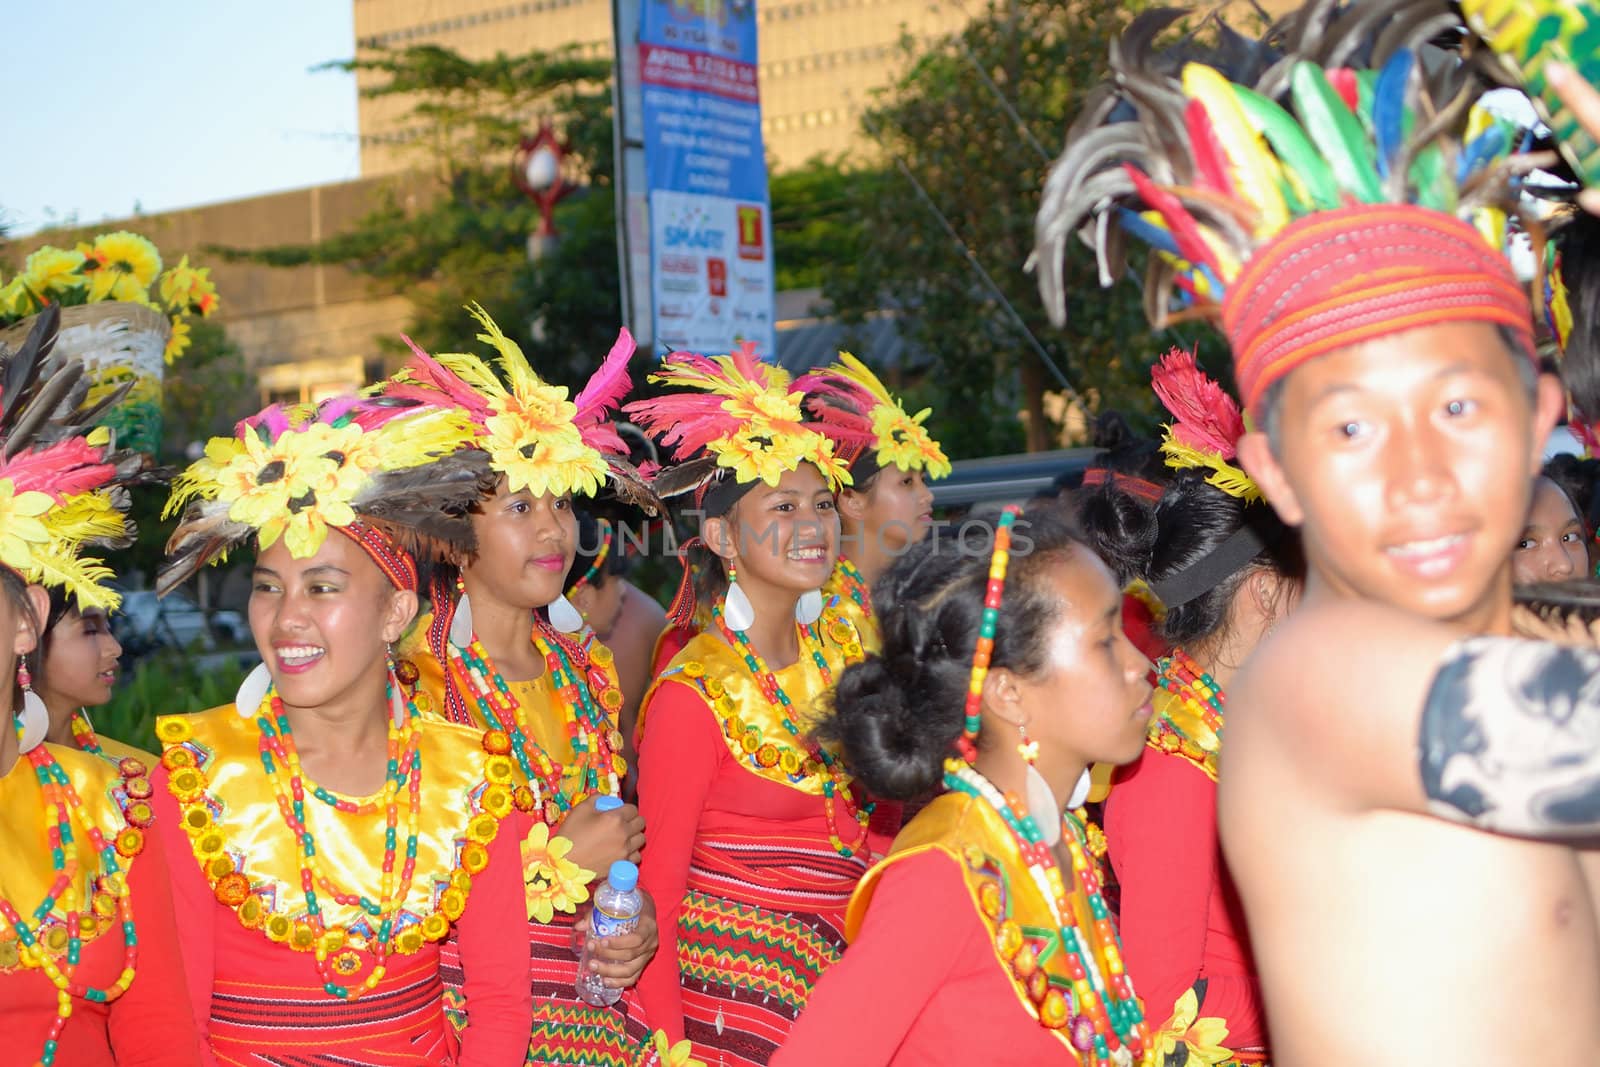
79;232;160;303
0;276;35;318
21;246;87;298
1154;988;1234;1066
520;822;594;923
872;403;952;479
712;420;819;488
0;479;58;576
164;316;191;364
158;255;220;317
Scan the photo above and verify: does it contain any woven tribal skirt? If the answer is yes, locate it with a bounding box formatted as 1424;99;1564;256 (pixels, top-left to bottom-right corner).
675;834;867;1066
442;914;659;1067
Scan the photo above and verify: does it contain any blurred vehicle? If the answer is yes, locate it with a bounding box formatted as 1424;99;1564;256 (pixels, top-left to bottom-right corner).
113;589;245;657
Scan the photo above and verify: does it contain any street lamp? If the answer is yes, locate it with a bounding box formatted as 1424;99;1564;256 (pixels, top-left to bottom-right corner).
512;123;575;261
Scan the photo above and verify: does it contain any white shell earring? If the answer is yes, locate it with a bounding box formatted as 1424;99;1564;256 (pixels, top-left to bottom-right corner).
14;662;47;754
723;566;756;631
235;661;273;719
794;588;824;625
449;593;474;648
547;594;585;634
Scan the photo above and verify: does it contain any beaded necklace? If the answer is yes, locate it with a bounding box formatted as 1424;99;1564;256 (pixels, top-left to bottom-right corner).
254;688;422;1001
447;622;622;826
831;556;872;617
68;711;103;757
710;604;872;858
0;735;143;1066
943;759;1148;1066
1151;648;1225;767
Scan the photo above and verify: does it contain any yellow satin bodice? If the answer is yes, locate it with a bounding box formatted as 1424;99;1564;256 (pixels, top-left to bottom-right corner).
155;706;509;956
1144;687;1222;782
822;559;881;654
403;616;627;817
647;609;863;796
847;790;1122;1052
0;743;149;970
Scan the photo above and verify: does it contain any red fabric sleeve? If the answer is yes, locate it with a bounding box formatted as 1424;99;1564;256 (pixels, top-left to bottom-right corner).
634;680;724;1044
770;850;972;1063
455;811;535;1066
1106;752;1255;1028
150;766;222;1067
105;840;205;1065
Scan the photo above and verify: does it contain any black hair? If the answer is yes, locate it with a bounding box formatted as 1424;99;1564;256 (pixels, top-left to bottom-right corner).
1556;212;1600;421
26;587;83;693
820;501;1089;800
564;508;627;596
1084;468;1299;648
1054;411;1166;496
1540;453;1600;536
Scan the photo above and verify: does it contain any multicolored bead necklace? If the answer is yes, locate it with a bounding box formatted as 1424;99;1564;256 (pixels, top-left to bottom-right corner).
255;688;422;1001
68;711;103;757
831;556;872;617
1151;648;1225;769
0;733;143;1066
447;623;622;826
710;603;873;858
943;759;1148;1066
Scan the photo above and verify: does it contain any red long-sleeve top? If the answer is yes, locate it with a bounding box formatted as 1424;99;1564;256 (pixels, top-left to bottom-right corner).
1105;748;1266;1050
769;849;1072;1065
0;816;200;1067
151;769;533;1066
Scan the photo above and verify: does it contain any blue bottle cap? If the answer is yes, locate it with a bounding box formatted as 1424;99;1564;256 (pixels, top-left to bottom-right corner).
595;795;624;813
607;860;638;892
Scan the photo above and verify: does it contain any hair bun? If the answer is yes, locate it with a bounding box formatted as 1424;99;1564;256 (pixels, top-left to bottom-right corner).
827;656;950;800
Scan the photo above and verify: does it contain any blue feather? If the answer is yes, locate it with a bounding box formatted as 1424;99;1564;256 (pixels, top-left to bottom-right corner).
1457;124;1507;184
1116;207;1181;256
1373;49;1413;181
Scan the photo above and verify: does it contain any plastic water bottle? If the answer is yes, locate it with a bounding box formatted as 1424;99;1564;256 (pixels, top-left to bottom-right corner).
575;859;643;1007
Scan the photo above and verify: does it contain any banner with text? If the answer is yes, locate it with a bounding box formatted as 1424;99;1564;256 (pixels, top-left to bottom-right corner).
640;0;775;359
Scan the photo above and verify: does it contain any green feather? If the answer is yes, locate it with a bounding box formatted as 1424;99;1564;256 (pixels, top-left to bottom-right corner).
1232;85;1342;211
1291;62;1383;204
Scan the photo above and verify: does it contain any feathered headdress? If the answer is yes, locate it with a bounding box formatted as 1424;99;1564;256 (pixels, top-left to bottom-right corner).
0;306;150;612
1151;347;1258;501
798;352;952;480
1034;2;1543;415
624;343;852;502
160;393;491;595
384;303;658;514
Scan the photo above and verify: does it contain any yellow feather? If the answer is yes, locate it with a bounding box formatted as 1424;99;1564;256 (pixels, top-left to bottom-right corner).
1160;435;1261;502
434;350;508;402
827;351;895;405
1182;64;1289;236
465;301;544;397
374;408;479;470
26;542;119;612
41;491;129;547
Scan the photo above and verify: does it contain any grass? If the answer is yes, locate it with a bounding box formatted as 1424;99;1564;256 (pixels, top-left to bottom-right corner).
94;650;251;752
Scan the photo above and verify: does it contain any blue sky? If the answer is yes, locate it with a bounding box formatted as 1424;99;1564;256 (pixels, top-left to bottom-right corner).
8;3;359;235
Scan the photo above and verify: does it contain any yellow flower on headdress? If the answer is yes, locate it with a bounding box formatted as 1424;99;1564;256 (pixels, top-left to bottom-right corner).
434;304;611;499
803;352;951;478
78;232;160;304
0;277;32;318
21;246;87;298
158;255;220;318
1153;988;1234;1066
520;822;595;924
871;401;950;478
0;480;59;577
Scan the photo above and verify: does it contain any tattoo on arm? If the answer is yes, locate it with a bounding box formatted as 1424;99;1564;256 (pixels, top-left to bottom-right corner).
1420;637;1600;837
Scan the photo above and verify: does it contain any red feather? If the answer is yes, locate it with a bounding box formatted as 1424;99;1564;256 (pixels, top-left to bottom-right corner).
395;335;491;420
1184;99;1236;198
1328;68;1360;113
1150;347;1244;458
1123;165;1218;273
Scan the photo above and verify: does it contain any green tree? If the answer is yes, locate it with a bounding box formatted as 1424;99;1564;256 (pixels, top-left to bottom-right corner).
820;0;1204;458
217;44;623;387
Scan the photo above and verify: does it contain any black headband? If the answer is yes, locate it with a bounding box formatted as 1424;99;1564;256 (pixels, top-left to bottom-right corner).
1148;515;1277;610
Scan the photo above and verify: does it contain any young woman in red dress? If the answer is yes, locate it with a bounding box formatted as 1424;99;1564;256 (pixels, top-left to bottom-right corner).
625;348;882;1064
150;393;534;1065
0;307;200;1066
771;502;1156;1066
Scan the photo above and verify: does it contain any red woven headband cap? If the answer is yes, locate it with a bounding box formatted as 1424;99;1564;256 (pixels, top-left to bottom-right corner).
1222;204;1535;415
333;522;418;592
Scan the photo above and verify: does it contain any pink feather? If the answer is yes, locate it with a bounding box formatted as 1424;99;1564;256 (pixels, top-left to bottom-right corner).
0;439;115;498
1150;347;1244;458
797;377;878;451
395;335;491;421
572;328;637;423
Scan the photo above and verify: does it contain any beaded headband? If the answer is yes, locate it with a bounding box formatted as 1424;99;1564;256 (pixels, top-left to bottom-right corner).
335;521;419;592
958;505;1022;764
568;518;614;596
